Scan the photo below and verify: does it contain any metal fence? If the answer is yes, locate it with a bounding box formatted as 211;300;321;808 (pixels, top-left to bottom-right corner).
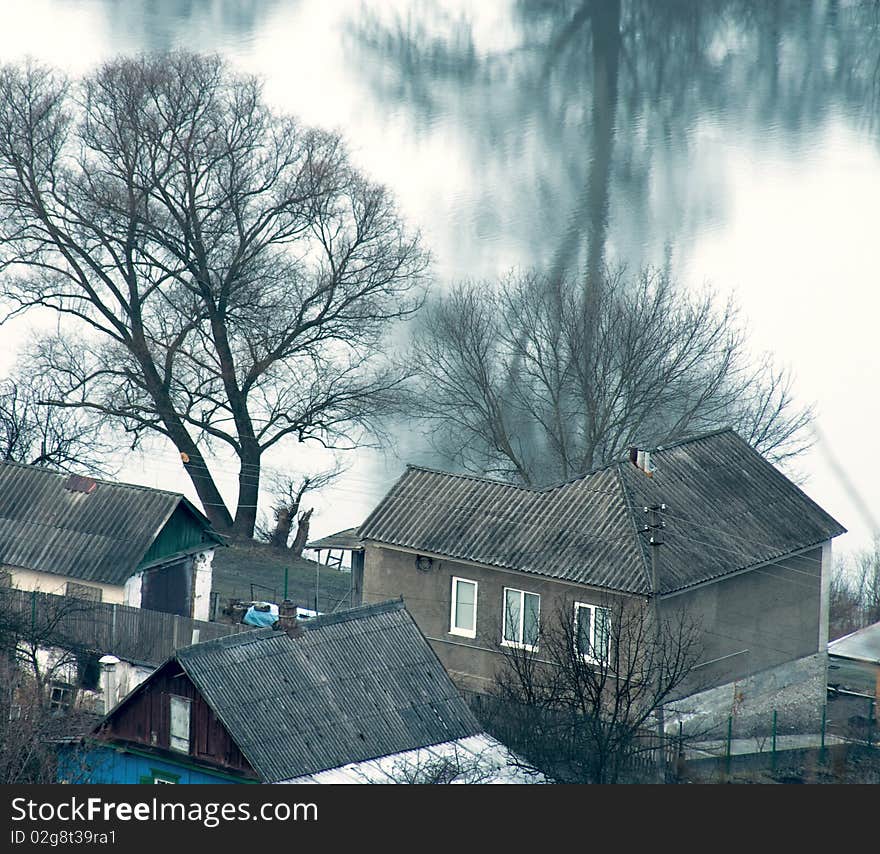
1;587;247;666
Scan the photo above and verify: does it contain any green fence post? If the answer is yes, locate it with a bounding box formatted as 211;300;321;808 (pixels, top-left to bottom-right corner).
283;566;289;601
771;709;777;772
820;705;826;764
726;716;732;777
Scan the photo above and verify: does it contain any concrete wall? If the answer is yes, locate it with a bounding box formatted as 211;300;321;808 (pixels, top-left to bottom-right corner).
663;547;824;692
3;565;125;604
362;542;631;692
668;653;828;737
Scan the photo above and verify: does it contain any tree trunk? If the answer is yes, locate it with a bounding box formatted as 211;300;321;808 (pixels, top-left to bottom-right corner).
231;438;261;539
132;339;234;533
269;505;293;549
290;508;313;558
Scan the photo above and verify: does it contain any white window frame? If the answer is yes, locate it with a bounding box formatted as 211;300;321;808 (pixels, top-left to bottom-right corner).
449;577;478;639
574;602;611;664
169;695;191;754
501;588;540;652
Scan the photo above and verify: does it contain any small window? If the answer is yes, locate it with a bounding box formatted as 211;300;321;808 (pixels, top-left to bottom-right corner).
169;695;191;753
450;577;478;638
502;588;540;651
66;581;102;603
140;769;180;784
574;602;611;664
49;682;74;712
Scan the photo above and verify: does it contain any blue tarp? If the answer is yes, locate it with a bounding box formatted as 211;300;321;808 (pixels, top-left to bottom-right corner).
243;605;278;628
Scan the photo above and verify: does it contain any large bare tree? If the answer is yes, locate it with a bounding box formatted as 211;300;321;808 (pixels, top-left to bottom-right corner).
409;267;812;485
0;374;111;473
0;53;429;536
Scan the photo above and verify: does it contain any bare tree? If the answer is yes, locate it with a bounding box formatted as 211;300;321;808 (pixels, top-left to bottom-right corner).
0;53;429;537
352;743;513;784
0;587;102;783
483;597;703;784
0;374;111;473
829;538;880;640
0;586;101;705
409;267;812;485
258;464;346;553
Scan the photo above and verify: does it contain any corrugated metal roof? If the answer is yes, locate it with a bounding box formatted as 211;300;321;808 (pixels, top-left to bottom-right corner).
0;461;213;586
306;527;363;551
175;600;482;782
358;429;846;595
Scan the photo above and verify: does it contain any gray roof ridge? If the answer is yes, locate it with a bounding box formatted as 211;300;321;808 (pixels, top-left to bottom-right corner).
400;458;623;493
649;425;736;452
299;598;406;631
0;458;185;499
613;462;653;594
175;627;279;660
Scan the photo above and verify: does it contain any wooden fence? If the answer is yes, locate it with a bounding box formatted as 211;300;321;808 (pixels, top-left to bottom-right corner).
1;587;247;666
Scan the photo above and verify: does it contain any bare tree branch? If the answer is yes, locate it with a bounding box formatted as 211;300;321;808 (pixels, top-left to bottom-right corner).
0;53;430;537
409;266;813;485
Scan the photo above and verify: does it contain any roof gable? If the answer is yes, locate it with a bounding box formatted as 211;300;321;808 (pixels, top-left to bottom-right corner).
0;461;217;586
134;601;483;782
358;429;846;594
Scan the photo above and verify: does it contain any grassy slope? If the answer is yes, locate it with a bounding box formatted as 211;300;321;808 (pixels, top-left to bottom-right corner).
211;541;353;614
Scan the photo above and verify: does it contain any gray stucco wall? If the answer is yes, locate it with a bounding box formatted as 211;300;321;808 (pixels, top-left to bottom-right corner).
363;542;826;699
664;547;823;693
361;542;630;692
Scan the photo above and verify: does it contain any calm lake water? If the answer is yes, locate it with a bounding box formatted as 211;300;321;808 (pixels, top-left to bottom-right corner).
1;0;879;557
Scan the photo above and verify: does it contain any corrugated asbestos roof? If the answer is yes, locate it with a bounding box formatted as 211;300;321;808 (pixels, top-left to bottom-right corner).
0;461;207;586
305;527;363;551
175;600;482;782
358;429;846;595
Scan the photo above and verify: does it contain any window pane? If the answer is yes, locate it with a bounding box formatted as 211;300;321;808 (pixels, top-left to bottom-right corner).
576;606;592;656
504;590;521;642
523;593;540;646
454;580;476;631
594;608;610;662
170;696;191;753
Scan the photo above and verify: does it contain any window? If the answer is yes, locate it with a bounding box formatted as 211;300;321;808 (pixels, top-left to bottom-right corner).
169;695;191;753
140;769;180;784
66;581;102;603
574;602;611;664
450;577;478;638
49;682;73;712
502;588;540;650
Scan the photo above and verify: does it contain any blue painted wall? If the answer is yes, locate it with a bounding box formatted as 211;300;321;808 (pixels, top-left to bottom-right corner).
56;744;250;785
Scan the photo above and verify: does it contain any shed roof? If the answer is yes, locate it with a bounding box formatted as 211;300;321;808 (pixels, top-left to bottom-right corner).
0;461;219;586
828;622;880;665
167;600;481;782
358;429;846;595
306;527;363;551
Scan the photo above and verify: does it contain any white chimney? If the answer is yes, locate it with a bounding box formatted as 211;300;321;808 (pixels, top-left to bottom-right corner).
98;655;121;715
